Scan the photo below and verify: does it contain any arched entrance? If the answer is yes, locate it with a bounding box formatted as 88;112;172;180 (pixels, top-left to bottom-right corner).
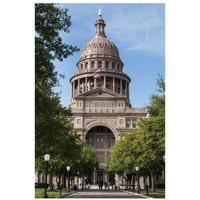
85;126;115;185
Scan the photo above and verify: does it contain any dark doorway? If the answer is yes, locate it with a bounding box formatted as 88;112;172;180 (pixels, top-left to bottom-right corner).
97;170;103;184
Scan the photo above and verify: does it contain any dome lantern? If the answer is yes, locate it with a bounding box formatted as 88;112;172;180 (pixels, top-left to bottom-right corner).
94;10;106;38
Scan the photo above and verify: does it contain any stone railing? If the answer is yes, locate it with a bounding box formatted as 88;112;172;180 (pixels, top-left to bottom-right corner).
72;107;146;114
125;108;146;113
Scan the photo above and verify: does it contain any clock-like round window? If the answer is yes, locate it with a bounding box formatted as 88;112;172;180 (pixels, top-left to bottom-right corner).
98;91;103;96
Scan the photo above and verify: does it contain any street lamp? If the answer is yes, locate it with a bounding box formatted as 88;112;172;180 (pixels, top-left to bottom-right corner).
163;155;165;162
43;154;50;198
77;171;80;190
67;166;70;193
136;167;140;194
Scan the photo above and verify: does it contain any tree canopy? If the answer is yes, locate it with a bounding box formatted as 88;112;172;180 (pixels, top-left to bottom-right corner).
35;4;97;189
106;75;165;191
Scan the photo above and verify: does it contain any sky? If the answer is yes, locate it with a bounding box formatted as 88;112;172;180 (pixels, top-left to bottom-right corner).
53;3;165;108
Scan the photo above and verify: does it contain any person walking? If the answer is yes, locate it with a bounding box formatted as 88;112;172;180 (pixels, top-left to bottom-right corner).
105;181;107;190
100;181;103;190
84;181;86;190
98;181;101;190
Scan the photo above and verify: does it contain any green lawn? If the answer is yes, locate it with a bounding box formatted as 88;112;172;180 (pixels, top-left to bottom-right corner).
129;189;165;198
35;188;68;198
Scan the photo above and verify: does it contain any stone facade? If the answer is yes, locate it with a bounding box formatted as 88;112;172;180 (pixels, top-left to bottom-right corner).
69;13;146;186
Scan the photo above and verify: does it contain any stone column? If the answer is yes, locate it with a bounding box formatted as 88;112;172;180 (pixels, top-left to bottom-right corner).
125;81;127;96
94;79;97;89
120;79;122;95
78;79;80;95
102;60;105;70
89;61;91;69
73;80;75;97
113;77;115;92
104;76;106;88
93;171;96;184
71;82;73;99
128;82;130;101
85;77;87;92
89;78;91;91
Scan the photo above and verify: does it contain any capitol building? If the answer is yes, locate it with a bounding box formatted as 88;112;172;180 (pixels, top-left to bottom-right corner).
69;11;146;186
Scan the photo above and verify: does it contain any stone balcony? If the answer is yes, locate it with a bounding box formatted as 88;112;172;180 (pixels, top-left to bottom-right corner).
71;107;146;114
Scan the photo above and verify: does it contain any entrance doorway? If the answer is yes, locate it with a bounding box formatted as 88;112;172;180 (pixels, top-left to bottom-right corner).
97;170;103;184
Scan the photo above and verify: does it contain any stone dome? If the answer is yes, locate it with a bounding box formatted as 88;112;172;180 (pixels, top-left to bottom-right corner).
80;36;120;59
80;14;120;60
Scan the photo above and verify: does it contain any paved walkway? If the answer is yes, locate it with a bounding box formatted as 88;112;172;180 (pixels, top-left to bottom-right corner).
60;189;148;198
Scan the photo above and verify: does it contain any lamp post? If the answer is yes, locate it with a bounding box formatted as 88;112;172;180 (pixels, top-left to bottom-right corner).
124;172;127;190
136;167;140;194
67;166;70;193
77;171;80;190
43;154;50;198
163;155;165;185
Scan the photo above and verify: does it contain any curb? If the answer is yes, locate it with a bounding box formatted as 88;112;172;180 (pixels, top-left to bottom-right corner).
121;189;153;199
56;191;77;198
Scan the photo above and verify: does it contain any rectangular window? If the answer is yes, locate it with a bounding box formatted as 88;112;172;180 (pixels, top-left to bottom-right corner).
89;103;94;107
97;138;100;148
132;120;136;128
108;137;111;148
106;103;111;107
119;119;124;125
100;137;104;148
95;103;99;107
101;103;105;107
126;119;131;128
112;103;117;107
101;153;104;163
89;138;93;146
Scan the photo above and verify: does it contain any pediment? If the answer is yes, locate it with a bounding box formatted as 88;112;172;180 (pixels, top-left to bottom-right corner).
77;87;126;98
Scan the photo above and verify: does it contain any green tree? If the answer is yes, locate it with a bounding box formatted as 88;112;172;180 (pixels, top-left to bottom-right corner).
106;75;165;191
35;3;79;157
35;3;80;190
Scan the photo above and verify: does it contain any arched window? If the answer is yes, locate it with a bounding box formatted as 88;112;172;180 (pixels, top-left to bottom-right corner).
98;61;102;68
85;62;88;69
81;64;83;70
91;61;95;68
106;61;109;69
117;64;120;71
112;63;115;69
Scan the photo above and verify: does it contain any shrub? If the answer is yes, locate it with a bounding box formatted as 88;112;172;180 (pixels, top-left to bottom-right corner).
154;184;165;189
35;183;49;188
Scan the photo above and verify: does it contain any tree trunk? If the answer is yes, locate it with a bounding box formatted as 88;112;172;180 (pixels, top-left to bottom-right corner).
63;175;66;188
149;169;155;192
132;174;135;191
49;170;54;191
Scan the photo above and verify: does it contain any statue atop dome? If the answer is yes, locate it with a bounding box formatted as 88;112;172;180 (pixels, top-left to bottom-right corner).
98;8;102;16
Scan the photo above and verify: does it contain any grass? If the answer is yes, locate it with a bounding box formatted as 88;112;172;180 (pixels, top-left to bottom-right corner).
35;188;69;198
129;188;165;198
35;187;165;198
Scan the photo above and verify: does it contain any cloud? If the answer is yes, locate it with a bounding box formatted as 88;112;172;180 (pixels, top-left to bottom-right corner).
60;3;165;56
104;4;165;56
